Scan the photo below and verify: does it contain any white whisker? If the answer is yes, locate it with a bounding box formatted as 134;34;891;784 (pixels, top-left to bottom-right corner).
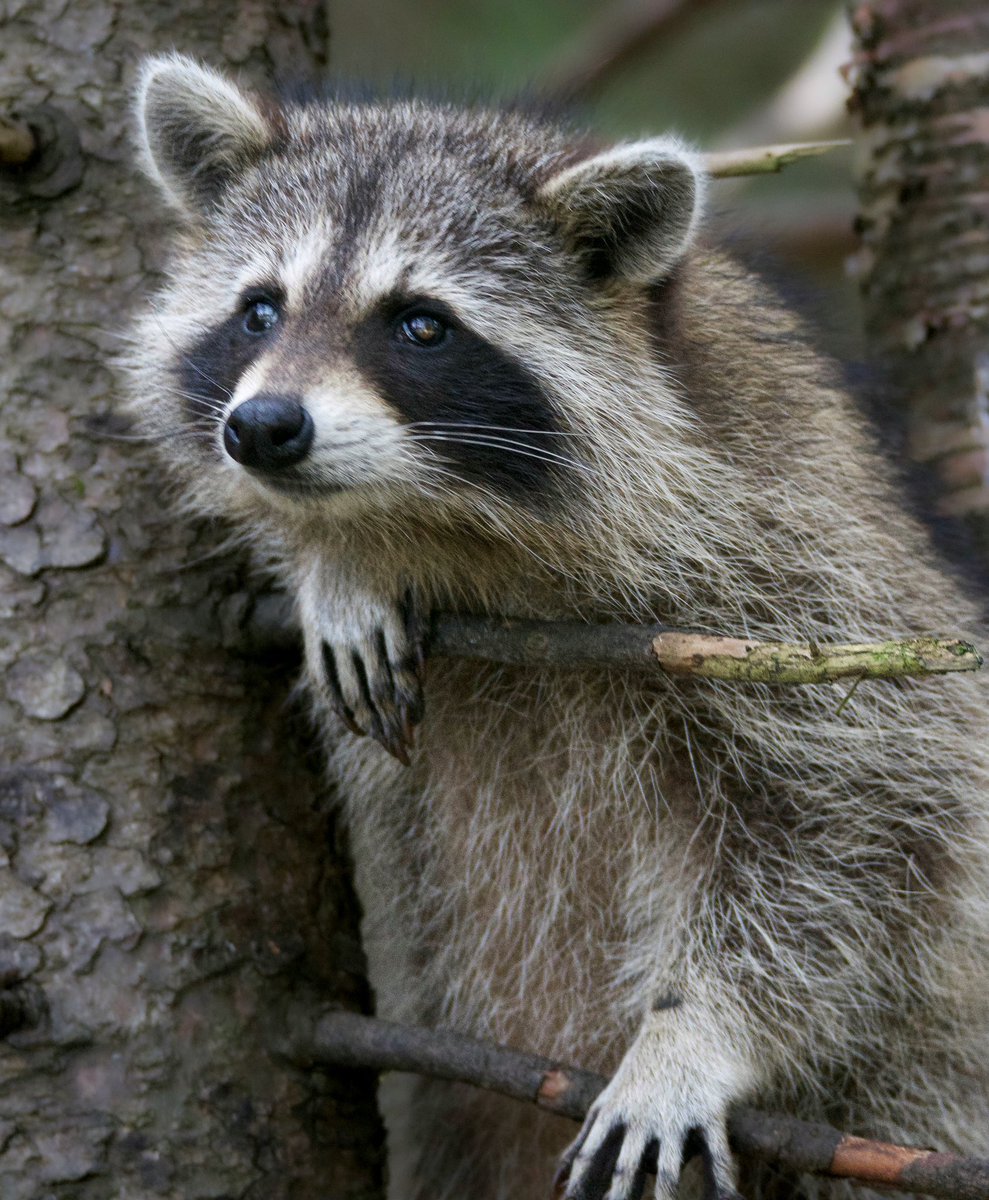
409;433;597;477
408;422;578;438
146;304;235;401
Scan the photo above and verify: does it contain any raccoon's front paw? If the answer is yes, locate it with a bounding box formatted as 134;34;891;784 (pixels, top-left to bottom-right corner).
557;1012;748;1200
306;589;426;765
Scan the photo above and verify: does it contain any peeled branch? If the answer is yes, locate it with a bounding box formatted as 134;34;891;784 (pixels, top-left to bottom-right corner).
703;139;850;177
431;616;982;684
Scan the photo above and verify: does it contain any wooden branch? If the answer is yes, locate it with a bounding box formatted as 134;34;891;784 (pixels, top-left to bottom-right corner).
650;631;980;682
704;139;850;178
0;113;36;166
288;1010;989;1200
431;616;983;683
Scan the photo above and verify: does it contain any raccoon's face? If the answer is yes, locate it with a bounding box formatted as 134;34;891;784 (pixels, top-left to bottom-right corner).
132;56;702;529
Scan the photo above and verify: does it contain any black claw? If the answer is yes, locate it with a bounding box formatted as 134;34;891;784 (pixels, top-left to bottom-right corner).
381;715;410;765
378;721;409;765
341;711;367;738
691;1128;739;1200
369;634;401;712
401;587;428;674
321;642;365;736
555;1119;594;1192
628;1137;658;1200
405;686;425;726
372;628;393;683
348;649;412;765
394;681;420;714
568;1122;626;1200
395;698;415;748
350;651;386;742
683;1128;705;1167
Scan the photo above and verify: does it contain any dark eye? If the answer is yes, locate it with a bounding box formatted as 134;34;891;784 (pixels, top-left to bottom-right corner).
399;312;448;347
243;298;280;335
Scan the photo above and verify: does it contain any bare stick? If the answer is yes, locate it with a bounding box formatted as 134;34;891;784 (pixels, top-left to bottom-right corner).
430;615;982;683
290;1010;989;1200
651;631;980;682
703;139;850;178
0;114;36;166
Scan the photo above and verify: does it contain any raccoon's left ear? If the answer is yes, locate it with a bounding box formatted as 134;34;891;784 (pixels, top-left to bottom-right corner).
136;54;273;214
536;138;704;285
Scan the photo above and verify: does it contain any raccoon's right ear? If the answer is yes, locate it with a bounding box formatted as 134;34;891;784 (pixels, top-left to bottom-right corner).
136;54;272;214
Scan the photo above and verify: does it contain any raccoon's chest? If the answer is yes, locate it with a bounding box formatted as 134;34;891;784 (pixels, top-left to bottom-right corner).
336;659;697;1065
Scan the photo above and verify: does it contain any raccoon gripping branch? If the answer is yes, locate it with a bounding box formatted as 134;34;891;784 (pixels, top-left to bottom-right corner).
287;1010;989;1200
430;616;983;684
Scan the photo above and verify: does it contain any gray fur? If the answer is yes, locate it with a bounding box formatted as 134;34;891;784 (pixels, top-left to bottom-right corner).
127;55;989;1200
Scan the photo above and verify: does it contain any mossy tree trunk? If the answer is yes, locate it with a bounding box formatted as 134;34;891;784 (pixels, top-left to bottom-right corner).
0;2;384;1196
847;0;989;545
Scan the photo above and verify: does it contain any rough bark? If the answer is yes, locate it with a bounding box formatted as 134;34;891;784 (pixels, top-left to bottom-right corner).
847;1;989;540
0;3;384;1197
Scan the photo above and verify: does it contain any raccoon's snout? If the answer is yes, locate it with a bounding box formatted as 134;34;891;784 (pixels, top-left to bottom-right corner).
223;394;314;471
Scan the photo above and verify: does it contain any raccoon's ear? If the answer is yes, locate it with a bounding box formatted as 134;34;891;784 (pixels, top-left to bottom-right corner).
536;138;704;285
136;54;272;214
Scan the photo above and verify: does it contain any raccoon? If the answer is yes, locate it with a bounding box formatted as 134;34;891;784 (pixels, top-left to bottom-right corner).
129;54;989;1200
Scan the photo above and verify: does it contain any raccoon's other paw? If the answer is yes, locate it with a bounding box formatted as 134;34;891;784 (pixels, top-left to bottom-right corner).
557;1012;749;1200
306;588;426;764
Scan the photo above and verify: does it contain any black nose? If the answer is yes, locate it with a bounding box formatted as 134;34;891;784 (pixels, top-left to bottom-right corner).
223;394;314;471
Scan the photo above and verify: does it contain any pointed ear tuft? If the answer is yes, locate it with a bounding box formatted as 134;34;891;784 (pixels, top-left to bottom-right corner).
135;53;272;214
536;138;704;285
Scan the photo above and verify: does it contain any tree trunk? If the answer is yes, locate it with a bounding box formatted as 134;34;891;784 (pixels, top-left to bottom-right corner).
847;0;989;544
0;3;384;1196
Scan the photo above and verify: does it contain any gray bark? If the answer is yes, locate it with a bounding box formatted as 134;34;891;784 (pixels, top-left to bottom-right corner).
0;2;384;1196
847;1;989;542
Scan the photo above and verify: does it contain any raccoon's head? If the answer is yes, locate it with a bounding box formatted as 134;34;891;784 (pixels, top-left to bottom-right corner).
130;55;704;544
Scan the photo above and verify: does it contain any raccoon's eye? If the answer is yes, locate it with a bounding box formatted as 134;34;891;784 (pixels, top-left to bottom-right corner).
243;298;280;336
399;312;448;348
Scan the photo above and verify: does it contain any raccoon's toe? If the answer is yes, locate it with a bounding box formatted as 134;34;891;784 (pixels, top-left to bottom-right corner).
559;1117;737;1200
557;1009;747;1200
316;592;426;764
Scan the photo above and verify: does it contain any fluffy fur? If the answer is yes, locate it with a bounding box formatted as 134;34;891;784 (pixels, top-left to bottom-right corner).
127;55;989;1200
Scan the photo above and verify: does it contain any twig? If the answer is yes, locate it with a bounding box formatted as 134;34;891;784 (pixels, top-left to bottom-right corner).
431;616;982;683
289;1010;989;1200
703;139;850;178
544;0;718;102
650;631;979;682
0;113;37;166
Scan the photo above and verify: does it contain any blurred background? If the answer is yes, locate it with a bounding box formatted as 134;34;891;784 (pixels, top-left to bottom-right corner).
327;0;860;354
